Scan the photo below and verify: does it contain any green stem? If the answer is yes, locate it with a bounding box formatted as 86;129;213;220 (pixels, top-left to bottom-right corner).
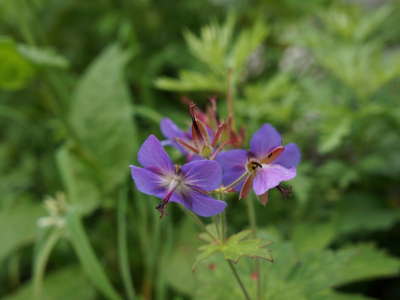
66;211;122;300
245;196;261;300
245;196;257;233
226;68;235;126
227;260;251;300
117;190;136;300
33;229;63;299
183;209;218;242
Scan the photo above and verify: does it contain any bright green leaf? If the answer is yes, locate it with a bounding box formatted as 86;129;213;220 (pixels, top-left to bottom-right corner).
0;37;34;90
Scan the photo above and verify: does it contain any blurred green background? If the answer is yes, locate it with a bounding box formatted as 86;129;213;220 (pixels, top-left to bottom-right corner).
1;0;400;299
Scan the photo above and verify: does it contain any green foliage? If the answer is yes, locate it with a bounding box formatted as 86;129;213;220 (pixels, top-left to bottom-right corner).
58;44;135;213
194;229;272;270
0;201;44;263
1;0;400;299
0;37;33;90
2;266;96;300
156;16;268;93
65;211;121;300
17;45;69;69
192;229;400;300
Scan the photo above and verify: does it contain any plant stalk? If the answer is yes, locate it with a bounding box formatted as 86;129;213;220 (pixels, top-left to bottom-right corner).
245;196;262;300
227;260;251;300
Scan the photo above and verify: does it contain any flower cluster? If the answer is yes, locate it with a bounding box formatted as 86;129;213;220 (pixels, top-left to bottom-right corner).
130;101;300;217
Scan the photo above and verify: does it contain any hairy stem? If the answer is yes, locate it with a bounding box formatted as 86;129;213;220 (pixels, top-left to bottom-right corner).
183;209;218;242
227;260;251;300
245;196;262;300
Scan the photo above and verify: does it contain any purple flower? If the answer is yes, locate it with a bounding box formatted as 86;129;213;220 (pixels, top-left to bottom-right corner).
130;135;227;217
216;124;300;204
160;118;192;154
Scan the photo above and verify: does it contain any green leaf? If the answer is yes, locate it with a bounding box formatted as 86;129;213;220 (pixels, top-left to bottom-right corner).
0;37;34;90
184;15;235;74
17;45;69;68
58;44;135;212
69;44;134;192
333;194;400;234
291;222;336;254
163;219;200;295
193;229;272;270
66;211;122;300
319;117;351;154
155;71;225;92
56;146;102;214
229;20;268;71
0;201;44;263
221;230;273;263
311;291;374;300
193;256;257;300
335;243;400;285
1;266;96;300
285;243;400;293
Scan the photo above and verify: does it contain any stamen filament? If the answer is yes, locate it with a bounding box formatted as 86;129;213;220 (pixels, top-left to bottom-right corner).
222;171;250;192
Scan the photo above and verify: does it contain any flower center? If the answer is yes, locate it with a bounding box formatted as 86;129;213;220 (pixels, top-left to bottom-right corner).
246;159;263;173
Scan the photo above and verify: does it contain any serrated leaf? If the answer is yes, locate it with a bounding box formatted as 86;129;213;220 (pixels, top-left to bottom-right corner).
286;243;400;294
221;230;273;263
193;229;272;270
229;20;268;71
335;243;400;285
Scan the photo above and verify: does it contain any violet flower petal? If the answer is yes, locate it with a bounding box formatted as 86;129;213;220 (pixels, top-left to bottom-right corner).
274;143;301;168
130;166;166;197
160;118;187;153
181;160;222;191
250;124;282;159
171;191;227;217
216;150;247;189
160;118;186;140
138;135;174;172
252;165;296;195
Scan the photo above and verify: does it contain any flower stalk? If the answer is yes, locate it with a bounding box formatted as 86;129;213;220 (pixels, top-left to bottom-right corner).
227;260;251;300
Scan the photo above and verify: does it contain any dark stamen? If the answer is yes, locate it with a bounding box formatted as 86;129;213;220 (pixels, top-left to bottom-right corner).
250;161;262;170
276;184;292;198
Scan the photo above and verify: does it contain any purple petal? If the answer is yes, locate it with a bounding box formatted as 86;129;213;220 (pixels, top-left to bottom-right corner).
216;150;248;190
181;160;222;191
130;166;165;197
250;124;282;159
171;191;227;217
252;165;296;195
274;143;301;168
138;135;174;172
160;118;191;154
160;118;186;140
